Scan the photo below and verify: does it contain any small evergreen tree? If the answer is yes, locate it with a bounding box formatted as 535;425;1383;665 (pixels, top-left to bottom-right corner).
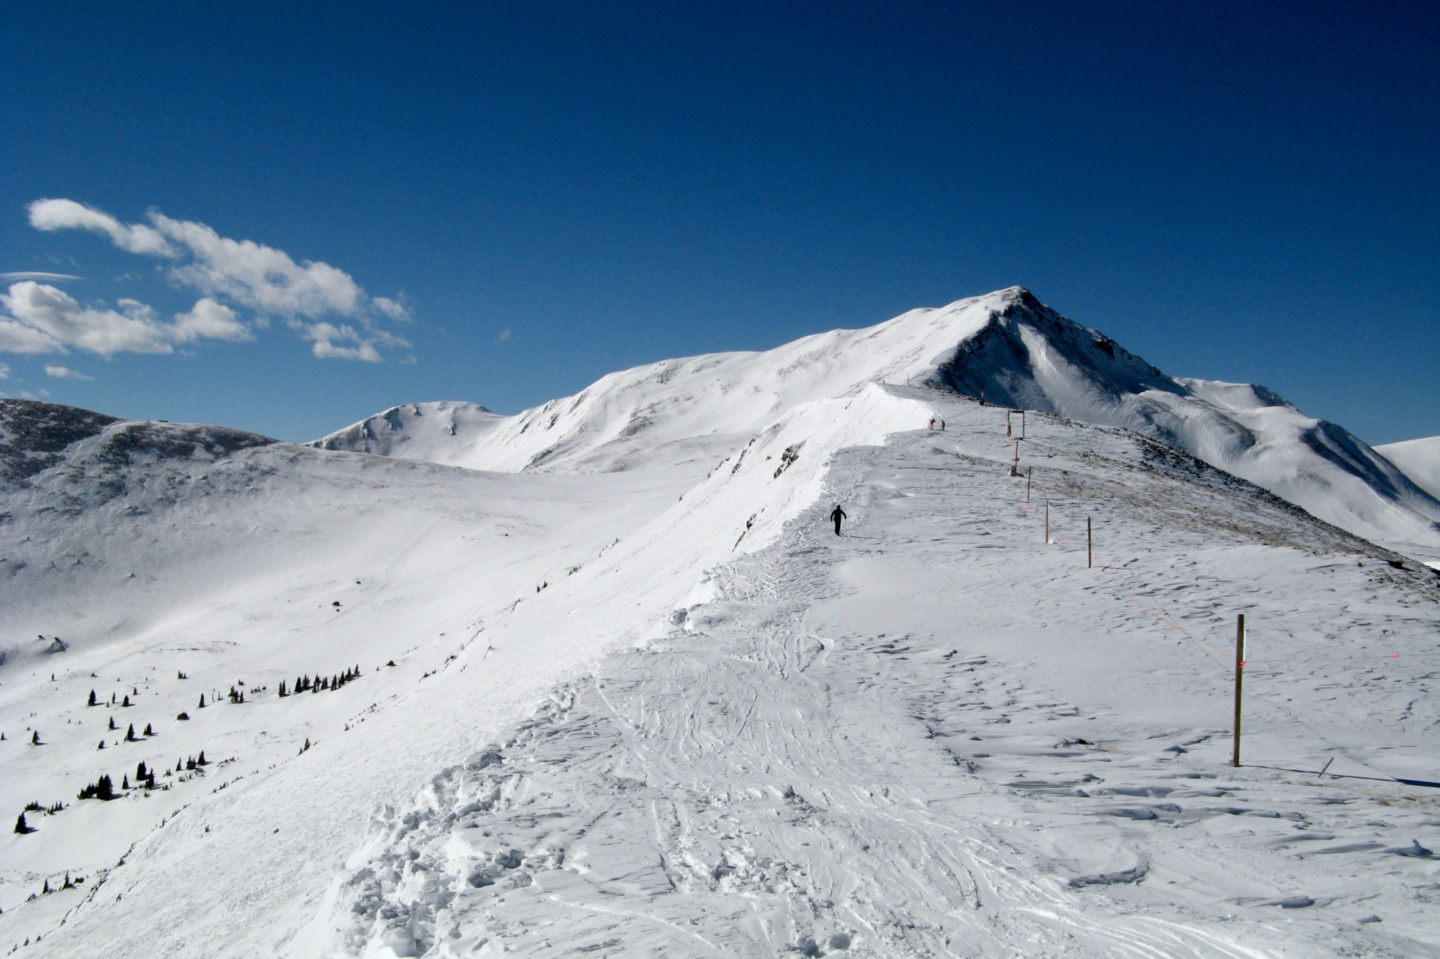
31;731;40;745
122;695;130;707
14;812;33;834
122;774;130;790
198;693;206;708
109;716;116;730
98;741;105;749
197;750;207;765
80;774;117;801
143;723;154;736
137;761;148;780
125;724;137;742
88;689;97;706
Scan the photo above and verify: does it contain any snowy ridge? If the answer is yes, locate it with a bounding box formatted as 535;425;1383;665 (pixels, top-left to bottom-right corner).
311;288;1440;559
306;292;1009;475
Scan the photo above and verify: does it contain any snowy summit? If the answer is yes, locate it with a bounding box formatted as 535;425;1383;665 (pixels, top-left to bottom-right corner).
2;288;1439;958
312;288;1440;556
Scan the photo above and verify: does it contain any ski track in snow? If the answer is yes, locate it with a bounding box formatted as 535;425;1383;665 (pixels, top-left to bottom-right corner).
327;400;1440;959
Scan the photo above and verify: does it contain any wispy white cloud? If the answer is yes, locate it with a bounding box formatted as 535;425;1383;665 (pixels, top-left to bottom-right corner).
44;364;94;380
0;282;255;357
2;282;173;355
291;320;409;363
24;199;412;361
172;298;251;343
0;318;59;354
499;328;513;342
30;199;176;257
0;362;9;379
0;272;84;283
152;211;372;318
372;295;412;322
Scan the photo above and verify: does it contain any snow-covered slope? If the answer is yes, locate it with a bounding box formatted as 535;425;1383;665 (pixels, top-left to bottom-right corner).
5;286;1440;958
310;288;1440;559
9;386;1439;958
1376;435;1440;501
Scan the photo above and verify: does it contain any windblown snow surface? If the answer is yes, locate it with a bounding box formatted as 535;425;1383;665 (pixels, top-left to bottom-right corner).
1377;437;1440;503
2;288;1439;958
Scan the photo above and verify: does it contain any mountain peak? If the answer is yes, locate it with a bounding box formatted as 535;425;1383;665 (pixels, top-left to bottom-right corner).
304;288;1438;555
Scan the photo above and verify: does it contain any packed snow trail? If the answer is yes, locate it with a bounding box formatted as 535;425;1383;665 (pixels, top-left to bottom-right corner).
330;395;1440;958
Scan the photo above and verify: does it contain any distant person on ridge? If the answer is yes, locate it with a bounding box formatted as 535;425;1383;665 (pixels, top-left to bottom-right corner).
830;504;847;536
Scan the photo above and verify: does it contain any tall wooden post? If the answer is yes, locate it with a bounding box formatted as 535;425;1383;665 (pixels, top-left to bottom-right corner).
1026;466;1032;503
1021;410;1026;439
1232;614;1246;767
1044;502;1050;544
1087;516;1092;568
1007;410;1012;437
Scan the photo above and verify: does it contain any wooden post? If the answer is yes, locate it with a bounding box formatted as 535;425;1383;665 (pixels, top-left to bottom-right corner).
1087;516;1092;568
1044;501;1050;544
1232;614;1246;767
1026;466;1032;502
1007;410;1012;437
1021;410;1026;439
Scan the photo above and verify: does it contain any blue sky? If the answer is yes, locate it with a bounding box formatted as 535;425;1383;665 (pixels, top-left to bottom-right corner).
2;1;1436;444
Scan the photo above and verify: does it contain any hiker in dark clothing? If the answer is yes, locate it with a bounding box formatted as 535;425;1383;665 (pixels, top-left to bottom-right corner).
830;505;847;535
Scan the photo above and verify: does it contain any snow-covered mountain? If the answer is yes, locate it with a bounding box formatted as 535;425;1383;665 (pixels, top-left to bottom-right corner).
1376;435;1440;501
305;400;507;468
311;287;1440;559
4;288;1440;958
